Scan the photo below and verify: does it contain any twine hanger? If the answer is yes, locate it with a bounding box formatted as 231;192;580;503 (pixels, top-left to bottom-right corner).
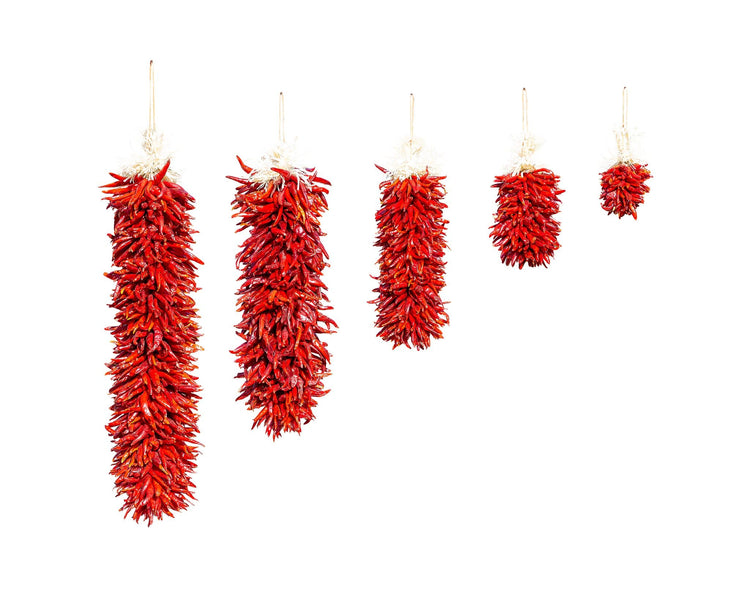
616;86;632;164
279;91;286;144
148;60;155;132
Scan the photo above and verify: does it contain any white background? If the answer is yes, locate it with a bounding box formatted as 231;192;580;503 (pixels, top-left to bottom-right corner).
1;1;748;598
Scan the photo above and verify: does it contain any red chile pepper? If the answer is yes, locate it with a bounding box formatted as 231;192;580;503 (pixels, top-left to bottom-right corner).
371;165;449;349
600;162;652;219
490;168;564;269
228;158;336;439
102;160;202;525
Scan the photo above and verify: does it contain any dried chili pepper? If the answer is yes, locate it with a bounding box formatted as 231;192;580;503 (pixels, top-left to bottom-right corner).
490;168;564;268
600;162;651;219
228;154;336;439
103;158;202;525
371;164;449;349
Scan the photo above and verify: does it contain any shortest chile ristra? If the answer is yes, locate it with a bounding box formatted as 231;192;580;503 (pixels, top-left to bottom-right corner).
599;124;652;219
228;145;336;439
599;88;652;219
371;139;449;350
600;162;651;219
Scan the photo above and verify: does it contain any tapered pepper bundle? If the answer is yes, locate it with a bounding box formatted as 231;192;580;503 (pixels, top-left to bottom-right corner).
600;162;651;219
600;87;652;219
372;153;449;349
103;131;202;525
229;147;336;439
490;90;563;269
490;168;564;268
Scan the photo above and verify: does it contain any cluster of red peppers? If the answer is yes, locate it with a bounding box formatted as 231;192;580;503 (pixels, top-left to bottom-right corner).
103;161;202;525
490;168;564;268
599;162;652;219
371;165;449;349
229;158;336;439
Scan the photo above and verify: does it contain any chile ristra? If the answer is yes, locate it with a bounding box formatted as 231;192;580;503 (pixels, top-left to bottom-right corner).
490;168;564;268
371;163;449;350
229;155;336;439
103;158;202;526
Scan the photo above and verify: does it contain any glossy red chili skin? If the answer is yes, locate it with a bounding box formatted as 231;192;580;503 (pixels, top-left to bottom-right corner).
103;161;202;526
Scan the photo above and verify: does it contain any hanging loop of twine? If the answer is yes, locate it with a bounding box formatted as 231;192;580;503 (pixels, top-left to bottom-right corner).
409;93;415;141
616;86;632;164
141;60;164;163
408;93;415;156
279;92;286;144
516;87;535;172
148;60;155;132
126;60;173;181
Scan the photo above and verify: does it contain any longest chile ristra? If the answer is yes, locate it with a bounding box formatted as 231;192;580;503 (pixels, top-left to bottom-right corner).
103;156;202;525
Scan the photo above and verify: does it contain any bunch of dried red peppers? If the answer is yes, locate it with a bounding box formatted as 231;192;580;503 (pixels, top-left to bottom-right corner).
600;162;652;219
489;89;565;269
371;165;449;349
600;87;652;218
103;161;202;525
490;169;564;268
229;159;336;439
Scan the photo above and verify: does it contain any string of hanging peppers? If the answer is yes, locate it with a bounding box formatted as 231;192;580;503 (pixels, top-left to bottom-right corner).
104;63;202;525
490;89;564;269
371;95;449;349
490;169;564;268
372;164;449;348
600;88;652;219
229;151;336;439
103;159;202;525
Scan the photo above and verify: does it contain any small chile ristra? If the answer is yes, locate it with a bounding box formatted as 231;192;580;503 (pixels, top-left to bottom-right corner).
371;96;449;349
228;132;336;439
103;62;202;526
600;87;652;219
490;88;564;268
